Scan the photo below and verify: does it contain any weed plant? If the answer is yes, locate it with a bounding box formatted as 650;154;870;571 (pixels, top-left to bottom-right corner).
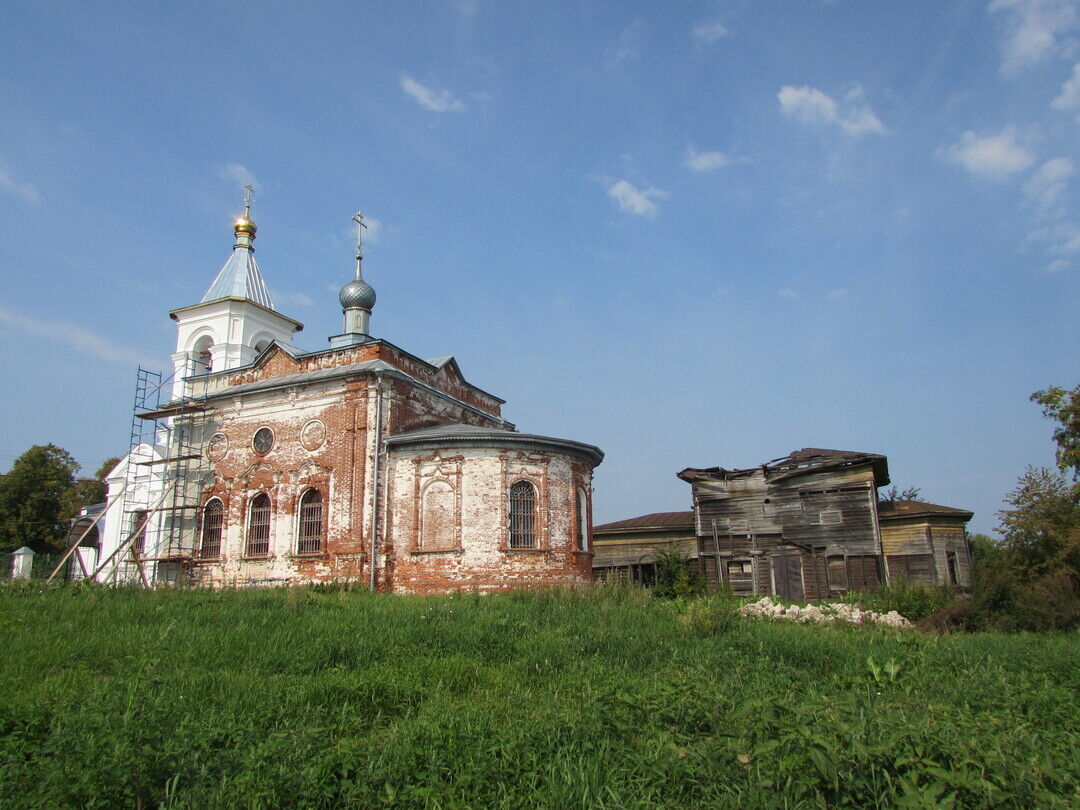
1;582;1078;808
837;578;957;622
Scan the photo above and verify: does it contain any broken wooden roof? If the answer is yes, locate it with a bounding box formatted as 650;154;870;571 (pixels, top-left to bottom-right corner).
593;511;696;534
877;500;973;521
677;447;890;487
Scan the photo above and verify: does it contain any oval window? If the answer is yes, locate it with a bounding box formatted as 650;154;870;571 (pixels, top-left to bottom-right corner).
253;427;274;454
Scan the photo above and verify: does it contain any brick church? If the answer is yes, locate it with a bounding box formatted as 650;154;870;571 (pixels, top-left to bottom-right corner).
95;199;602;593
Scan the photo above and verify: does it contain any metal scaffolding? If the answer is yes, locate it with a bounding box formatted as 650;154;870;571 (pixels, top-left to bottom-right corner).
101;362;213;586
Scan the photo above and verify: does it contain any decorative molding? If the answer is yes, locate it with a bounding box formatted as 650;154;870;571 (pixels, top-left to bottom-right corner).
299;419;327;451
412;453;463;552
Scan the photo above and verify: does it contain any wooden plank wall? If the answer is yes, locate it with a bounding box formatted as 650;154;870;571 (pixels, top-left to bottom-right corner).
691;464;886;599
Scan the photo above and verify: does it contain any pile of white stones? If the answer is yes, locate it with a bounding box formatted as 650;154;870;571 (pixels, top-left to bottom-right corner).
738;597;913;629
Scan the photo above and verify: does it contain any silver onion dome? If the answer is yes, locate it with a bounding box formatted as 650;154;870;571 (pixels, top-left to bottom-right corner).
339;278;376;310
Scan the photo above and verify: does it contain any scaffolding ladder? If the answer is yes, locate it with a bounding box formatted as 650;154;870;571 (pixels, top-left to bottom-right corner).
111;362;212;586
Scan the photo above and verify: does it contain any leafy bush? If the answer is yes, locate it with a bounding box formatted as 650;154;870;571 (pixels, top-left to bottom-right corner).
924;569;1080;632
677;595;740;636
652;546;705;598
839;578;957;622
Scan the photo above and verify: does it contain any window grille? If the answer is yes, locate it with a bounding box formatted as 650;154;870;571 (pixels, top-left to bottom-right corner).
508;480;537;549
297;489;324;554
246;493;271;556
130;510;147;555
200;499;223;558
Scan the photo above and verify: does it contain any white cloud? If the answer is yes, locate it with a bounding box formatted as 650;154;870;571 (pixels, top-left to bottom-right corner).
1052;62;1080;115
607;179;666;217
218;163;260;191
779;86;838;126
606;21;644;68
692;19;728;45
940;126;1036;179
989;0;1078;73
273;291;315;307
0;167;42;205
826;288;848;300
1023;156;1074;214
1027;221;1080;255
1043;258;1072;272
777;85;886;137
363;215;382;244
0;303;158;367
778;288;799;299
341;215;382;247
684;147;731;172
400;75;465;112
838;87;887;136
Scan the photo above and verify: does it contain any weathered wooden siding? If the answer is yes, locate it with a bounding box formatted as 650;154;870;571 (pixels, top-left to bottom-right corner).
931;525;971;587
693;468;879;554
886;553;935;585
881;522;933;556
592;538;697;568
690;463;884;598
882;518;971;587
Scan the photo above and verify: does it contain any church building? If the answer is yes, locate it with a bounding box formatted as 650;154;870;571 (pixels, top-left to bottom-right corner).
95;197;602;593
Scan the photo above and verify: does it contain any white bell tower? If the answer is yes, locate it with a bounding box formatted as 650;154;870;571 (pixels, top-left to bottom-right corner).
168;187;302;398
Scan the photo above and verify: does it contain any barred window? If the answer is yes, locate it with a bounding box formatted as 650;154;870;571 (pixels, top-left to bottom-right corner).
246;493;271;556
200;499;223;559
130;510;148;555
508;480;537;549
297;489;324;554
576;487;589;552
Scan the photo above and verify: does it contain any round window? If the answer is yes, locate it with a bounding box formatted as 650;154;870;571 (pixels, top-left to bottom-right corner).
253;427;274;454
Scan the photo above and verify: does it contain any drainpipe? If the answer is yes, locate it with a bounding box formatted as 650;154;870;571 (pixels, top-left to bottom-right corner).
369;374;384;592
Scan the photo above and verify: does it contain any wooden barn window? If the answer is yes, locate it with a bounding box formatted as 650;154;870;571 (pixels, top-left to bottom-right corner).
819;509;843;526
246;493;271;556
827;555;848;592
199;499;223;559
297;489;324;554
726;559;754;596
945;550;958;585
508;480;538;549
129;510;148;555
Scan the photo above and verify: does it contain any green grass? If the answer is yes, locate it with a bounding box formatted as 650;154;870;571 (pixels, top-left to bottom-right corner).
1;584;1078;808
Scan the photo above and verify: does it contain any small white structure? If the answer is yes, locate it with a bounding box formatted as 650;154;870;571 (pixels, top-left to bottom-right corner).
11;546;34;580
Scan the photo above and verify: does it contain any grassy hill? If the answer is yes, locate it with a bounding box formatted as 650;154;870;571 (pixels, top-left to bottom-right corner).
1;584;1077;808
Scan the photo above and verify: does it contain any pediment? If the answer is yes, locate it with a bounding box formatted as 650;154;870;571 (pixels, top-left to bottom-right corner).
253;341;302;376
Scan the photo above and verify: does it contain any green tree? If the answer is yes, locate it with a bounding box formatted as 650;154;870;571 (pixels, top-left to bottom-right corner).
1031;384;1080;479
59;456;122;527
0;445;80;553
996;466;1080;579
879;485;922;503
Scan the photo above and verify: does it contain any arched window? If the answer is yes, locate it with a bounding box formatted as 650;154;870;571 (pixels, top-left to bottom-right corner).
129;510;148;555
576;488;589;552
192;335;213;374
246;493;271;556
200;499;224;558
297;489;324;554
508;480;537;549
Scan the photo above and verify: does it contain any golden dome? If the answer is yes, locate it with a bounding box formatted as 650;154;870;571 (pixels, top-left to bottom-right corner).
234;217;257;236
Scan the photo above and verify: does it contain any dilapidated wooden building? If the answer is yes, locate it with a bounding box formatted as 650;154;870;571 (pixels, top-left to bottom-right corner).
878;500;973;587
591;511;697;584
677;448;890;601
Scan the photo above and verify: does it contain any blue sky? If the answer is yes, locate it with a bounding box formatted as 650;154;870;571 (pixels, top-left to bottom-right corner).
1;0;1078;534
